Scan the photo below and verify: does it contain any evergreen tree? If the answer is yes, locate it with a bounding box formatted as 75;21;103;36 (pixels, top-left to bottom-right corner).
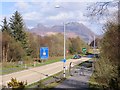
1;17;10;33
9;11;31;55
9;11;25;42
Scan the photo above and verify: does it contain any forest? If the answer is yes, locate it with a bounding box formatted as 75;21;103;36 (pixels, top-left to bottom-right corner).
0;11;88;63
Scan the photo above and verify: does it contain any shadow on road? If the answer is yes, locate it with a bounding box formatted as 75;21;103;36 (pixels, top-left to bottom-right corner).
54;61;94;90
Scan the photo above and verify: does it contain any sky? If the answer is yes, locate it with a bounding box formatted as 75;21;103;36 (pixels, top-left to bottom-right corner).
0;0;118;35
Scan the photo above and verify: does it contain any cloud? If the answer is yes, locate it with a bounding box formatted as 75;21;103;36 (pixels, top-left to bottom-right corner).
53;0;113;2
23;2;98;30
23;11;42;20
48;12;74;21
14;1;29;11
99;19;108;25
2;0;113;2
19;2;89;26
2;1;111;34
108;5;118;14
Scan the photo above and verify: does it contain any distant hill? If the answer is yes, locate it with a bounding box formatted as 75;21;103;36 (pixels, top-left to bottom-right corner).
29;22;101;43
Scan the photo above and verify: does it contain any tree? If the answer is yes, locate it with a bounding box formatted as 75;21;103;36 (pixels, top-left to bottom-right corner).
9;11;31;55
94;21;120;89
7;38;26;62
9;11;25;41
69;37;87;54
86;1;118;20
1;17;10;33
43;33;64;57
1;12;30;62
87;1;120;89
27;32;41;58
0;32;2;62
2;32;11;62
1;17;11;62
2;30;26;62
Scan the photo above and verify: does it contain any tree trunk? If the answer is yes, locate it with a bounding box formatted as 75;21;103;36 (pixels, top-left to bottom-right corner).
2;46;5;62
5;44;9;62
4;44;7;62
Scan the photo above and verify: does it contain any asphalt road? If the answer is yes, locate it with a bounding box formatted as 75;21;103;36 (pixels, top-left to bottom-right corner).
56;62;93;89
0;57;90;89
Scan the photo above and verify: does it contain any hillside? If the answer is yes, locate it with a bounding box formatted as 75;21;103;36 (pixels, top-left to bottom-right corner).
29;22;99;43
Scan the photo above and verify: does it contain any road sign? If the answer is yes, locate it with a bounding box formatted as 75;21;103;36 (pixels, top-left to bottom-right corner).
40;47;49;59
82;48;87;54
66;50;69;53
61;59;66;63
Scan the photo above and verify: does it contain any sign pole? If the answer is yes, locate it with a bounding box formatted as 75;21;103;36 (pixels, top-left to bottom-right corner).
63;22;66;78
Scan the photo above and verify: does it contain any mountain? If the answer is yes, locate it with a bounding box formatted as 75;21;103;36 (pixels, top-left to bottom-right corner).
29;22;100;43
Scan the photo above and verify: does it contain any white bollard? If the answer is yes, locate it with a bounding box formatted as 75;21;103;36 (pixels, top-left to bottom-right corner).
34;62;36;67
25;64;27;69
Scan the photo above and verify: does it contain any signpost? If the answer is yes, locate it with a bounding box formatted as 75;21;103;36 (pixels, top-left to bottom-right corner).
40;47;49;60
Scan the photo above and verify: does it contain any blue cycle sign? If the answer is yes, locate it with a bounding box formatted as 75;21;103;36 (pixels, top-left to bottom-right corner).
40;47;49;59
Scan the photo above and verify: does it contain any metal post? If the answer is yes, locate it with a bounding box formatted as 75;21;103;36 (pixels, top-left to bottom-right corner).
94;35;96;57
55;5;66;78
63;22;66;78
64;22;66;60
93;35;96;70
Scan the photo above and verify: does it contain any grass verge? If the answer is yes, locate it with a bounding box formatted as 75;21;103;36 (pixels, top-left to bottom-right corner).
89;74;101;90
26;70;70;89
1;55;73;75
89;70;108;90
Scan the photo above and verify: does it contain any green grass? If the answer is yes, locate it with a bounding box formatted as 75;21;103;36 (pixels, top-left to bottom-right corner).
1;55;73;75
0;63;26;75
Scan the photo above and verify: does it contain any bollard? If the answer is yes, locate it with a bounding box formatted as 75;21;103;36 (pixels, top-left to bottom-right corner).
34;62;36;67
25;64;27;69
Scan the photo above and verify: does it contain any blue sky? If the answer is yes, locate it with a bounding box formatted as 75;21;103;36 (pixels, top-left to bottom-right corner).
0;0;118;35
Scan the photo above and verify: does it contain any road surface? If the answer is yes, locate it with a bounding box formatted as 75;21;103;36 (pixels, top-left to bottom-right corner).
0;57;90;89
56;62;93;89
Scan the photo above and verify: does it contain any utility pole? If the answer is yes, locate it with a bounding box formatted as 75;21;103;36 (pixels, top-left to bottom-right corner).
55;5;66;78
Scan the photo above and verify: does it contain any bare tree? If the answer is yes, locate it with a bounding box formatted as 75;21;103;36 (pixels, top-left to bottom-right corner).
86;1;118;20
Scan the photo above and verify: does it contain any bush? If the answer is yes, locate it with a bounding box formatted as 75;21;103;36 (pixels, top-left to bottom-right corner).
7;78;27;89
